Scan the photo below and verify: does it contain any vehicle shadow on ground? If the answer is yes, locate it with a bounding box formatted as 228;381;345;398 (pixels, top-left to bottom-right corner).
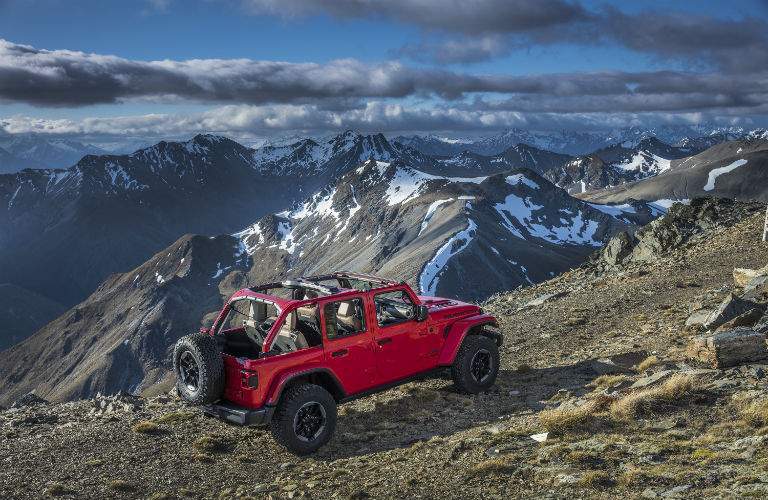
315;350;647;460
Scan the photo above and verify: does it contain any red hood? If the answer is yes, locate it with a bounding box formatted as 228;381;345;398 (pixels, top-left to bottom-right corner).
418;295;481;320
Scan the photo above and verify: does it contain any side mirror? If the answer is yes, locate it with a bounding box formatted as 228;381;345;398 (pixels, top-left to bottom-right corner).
416;305;429;322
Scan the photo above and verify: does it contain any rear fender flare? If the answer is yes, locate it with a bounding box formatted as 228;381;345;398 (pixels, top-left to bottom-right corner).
266;368;346;406
437;315;500;366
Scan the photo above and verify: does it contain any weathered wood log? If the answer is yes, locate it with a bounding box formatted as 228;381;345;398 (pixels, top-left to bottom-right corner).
687;328;768;369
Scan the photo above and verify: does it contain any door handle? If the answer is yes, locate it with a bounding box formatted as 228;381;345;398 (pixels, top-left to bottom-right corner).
331;349;348;358
377;338;393;346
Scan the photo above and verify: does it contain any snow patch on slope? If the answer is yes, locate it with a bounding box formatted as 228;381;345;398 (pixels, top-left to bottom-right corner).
419;219;477;295
703;159;747;191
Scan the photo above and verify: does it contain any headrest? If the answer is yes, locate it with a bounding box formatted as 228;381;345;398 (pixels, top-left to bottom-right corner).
305;290;318;299
337;301;353;317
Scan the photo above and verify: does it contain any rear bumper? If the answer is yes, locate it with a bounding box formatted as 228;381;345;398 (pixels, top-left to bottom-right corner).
202;402;275;426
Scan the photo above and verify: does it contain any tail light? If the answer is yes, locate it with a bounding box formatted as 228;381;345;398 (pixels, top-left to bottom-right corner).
240;370;258;389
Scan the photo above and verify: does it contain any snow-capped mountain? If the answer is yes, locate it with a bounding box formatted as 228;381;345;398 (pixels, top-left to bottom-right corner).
544;138;697;194
0;134;107;172
586;137;768;205
394;125;763;157
434;143;572;176
235;159;660;301
0;132;422;327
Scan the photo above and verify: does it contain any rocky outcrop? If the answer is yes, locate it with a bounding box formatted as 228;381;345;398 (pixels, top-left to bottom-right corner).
595;198;763;270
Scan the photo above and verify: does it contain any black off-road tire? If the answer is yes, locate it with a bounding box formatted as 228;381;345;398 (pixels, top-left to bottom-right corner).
270;384;337;455
451;334;500;394
173;333;225;405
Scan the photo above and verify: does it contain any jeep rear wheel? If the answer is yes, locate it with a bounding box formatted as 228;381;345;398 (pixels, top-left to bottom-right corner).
451;334;499;394
271;384;337;455
173;333;225;405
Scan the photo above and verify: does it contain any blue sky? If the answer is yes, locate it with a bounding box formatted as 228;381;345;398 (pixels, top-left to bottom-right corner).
1;0;768;145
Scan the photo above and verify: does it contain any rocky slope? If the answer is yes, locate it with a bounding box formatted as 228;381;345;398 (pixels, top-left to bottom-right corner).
585;137;768;204
0;233;250;405
2;198;768;499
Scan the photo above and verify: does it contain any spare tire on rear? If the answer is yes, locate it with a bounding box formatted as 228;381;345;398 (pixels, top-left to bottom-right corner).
173;333;225;404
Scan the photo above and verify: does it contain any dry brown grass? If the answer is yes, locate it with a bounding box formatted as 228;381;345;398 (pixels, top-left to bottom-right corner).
588;374;629;390
740;399;768;427
193;434;230;454
107;480;134;492
468;457;517;477
539;395;612;434
578;471;614;488
609;374;695;421
131;420;161;434
46;482;68;496
636;355;660;372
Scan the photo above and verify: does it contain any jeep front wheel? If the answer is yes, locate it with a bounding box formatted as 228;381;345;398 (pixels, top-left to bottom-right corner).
271;384;337;455
451;334;499;394
173;333;225;405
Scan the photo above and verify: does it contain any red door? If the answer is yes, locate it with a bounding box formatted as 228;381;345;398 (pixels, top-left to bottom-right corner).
320;296;378;395
371;288;436;383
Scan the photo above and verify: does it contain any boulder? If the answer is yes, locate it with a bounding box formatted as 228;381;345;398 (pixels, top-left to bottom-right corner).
702;294;758;330
687;328;768;369
734;266;768;288
715;307;765;332
601;231;634;266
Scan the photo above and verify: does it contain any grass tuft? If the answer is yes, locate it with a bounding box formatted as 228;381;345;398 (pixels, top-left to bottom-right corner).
468;457;517;477
588;374;629;390
539;396;612;434
636;355;660;372
131;420;161;434
108;480;134;492
193;434;230;454
740;399;768;427
610;374;694;421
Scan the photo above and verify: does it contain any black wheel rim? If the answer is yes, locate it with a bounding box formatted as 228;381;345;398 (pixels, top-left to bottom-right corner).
179;351;200;392
293;402;327;442
470;349;493;384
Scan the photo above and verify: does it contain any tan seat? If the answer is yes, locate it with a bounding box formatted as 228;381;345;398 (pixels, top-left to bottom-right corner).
337;301;362;332
272;311;309;352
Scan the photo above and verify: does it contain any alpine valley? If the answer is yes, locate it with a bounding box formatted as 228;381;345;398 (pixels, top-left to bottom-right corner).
2;126;768;404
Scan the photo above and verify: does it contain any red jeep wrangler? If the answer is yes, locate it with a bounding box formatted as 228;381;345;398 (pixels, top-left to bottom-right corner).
173;272;501;455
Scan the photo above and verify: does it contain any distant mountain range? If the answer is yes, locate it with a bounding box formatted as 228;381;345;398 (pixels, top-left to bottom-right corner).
0;135;107;173
393;125;761;156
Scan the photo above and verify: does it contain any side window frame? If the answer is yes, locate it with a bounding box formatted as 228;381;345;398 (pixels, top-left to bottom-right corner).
320;296;368;341
374;287;417;328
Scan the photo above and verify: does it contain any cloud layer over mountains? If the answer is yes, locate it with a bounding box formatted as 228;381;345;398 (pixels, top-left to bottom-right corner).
1;0;768;143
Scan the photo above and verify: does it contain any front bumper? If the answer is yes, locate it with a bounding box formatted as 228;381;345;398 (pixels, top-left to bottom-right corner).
202;401;275;426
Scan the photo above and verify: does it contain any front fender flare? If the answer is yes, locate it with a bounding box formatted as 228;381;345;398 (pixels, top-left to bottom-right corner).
437;314;500;366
